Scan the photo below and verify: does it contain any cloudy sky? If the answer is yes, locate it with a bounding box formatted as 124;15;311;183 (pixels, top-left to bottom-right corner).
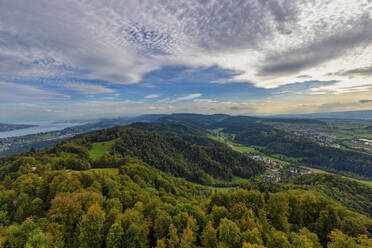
1;0;372;121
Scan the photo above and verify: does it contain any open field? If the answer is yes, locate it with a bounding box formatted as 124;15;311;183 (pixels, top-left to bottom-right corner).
231;145;258;153
88;140;116;159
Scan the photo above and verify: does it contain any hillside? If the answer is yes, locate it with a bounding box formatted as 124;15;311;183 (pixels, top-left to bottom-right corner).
0;121;371;247
285;174;372;218
160;114;372;180
76;122;265;184
0;152;371;247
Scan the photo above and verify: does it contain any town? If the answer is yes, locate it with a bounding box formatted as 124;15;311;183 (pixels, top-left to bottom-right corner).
248;154;314;182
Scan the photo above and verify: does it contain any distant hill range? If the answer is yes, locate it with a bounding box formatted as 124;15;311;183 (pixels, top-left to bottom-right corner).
270;110;372;120
0;123;37;132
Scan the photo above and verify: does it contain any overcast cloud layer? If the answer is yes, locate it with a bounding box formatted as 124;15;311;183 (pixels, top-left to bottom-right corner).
1;0;372;121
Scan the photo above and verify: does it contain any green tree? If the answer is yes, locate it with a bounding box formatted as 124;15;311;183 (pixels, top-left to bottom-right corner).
340;216;367;237
267;230;291;248
168;223;179;248
123;223;147;248
156;238;167;248
327;229;357;248
291;228;321;248
78;203;106;248
201;221;217;248
5;225;26;248
25;228;48;248
218;218;241;248
242;243;265;248
211;206;229;227
154;210;172;240
106;222;124;248
179;225;195;248
267;193;289;232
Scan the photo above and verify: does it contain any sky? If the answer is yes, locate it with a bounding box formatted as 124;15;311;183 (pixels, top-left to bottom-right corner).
1;0;372;121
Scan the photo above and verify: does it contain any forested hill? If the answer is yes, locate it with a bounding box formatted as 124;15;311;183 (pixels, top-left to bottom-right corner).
1;122;265;185
0;121;371;247
285;174;372;218
75;122;265;184
157;114;372;180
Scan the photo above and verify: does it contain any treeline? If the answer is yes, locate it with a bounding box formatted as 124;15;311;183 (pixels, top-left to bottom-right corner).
285;174;372;218
0;157;370;247
110;127;265;184
0;122;265;185
158;114;372;179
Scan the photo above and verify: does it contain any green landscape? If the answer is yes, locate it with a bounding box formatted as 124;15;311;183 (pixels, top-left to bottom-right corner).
0;115;371;247
2;1;372;247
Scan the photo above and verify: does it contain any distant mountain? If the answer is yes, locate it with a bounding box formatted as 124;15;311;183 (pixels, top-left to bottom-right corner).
0;123;37;132
271;110;372;120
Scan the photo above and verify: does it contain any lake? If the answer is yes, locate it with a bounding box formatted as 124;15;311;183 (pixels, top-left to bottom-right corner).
0;121;85;139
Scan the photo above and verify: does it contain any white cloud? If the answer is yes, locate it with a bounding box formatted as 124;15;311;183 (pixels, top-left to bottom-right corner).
63;82;115;96
174;93;202;102
157;93;202;104
193;99;218;103
1;0;372;121
145;94;160;99
0;81;68;102
0;0;371;90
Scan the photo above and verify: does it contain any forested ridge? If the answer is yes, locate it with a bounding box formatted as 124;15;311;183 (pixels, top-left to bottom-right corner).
74;123;266;184
284;174;372;218
0;121;370;247
160;114;372;179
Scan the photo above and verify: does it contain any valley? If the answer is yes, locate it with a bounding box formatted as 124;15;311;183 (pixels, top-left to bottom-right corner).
0;114;371;247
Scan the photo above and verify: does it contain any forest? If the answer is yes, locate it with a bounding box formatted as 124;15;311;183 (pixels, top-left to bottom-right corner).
159;114;372;180
0;121;370;247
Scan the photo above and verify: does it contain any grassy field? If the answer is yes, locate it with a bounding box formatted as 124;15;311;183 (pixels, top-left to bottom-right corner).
88;140;116;159
231;145;258;153
85;168;119;176
207;134;260;154
270;154;301;163
230;176;250;184
207;134;226;143
39;133;58;139
207;175;250;185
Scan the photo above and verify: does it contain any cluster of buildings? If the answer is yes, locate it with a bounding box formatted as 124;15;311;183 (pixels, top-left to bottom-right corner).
249;155;285;169
0;142;10;153
248;154;314;182
262;170;281;182
289;166;313;176
349;139;372;154
208;130;233;140
261;165;314;182
293;131;339;147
